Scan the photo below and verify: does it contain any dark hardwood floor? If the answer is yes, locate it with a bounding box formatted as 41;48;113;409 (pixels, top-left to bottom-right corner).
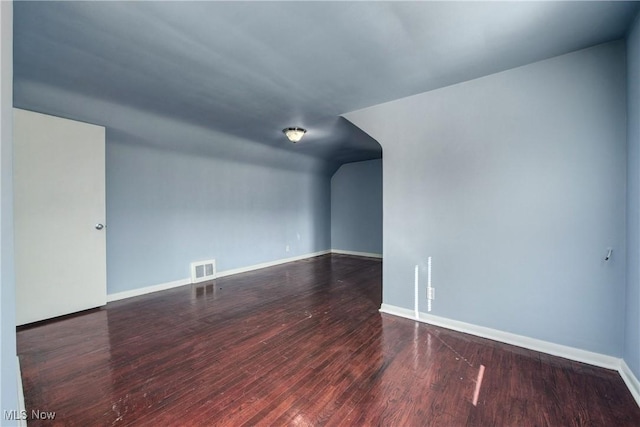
17;254;640;426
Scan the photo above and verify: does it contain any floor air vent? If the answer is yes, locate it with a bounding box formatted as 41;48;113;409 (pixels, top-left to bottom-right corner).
190;259;216;284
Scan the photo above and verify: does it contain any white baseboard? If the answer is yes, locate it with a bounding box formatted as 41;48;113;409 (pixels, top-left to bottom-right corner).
620;360;640;407
107;250;383;302
331;249;382;259
17;356;27;427
107;278;191;302
379;303;640;408
107;250;332;302
216;250;331;278
379;303;620;370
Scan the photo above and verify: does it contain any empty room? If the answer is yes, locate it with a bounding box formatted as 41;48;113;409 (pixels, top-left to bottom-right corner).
1;1;640;425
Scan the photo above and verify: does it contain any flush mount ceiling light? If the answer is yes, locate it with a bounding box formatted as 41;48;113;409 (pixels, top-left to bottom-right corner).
282;127;307;143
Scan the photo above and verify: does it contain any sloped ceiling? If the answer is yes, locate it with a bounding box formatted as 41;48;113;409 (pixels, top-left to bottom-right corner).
12;1;639;165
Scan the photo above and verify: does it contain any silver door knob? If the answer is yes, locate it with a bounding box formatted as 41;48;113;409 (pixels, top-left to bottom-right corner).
95;223;104;230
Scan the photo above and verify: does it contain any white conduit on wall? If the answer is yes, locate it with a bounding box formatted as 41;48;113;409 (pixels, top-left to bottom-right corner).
427;256;432;312
414;265;419;320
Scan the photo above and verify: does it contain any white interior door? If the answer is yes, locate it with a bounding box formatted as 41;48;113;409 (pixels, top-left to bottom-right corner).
14;108;106;325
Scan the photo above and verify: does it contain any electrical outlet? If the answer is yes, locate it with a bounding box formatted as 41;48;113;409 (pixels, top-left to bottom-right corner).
285;245;290;252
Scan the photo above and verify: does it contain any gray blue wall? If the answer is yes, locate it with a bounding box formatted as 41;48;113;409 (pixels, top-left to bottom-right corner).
626;14;640;379
331;159;382;255
346;41;627;357
107;137;332;293
1;1;18;422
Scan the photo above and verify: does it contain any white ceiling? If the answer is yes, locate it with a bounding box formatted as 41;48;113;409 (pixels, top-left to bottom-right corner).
13;1;639;165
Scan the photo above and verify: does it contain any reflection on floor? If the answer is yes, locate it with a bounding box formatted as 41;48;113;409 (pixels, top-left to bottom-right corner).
17;254;640;426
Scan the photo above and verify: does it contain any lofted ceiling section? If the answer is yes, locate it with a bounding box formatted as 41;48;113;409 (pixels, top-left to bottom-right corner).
12;1;640;165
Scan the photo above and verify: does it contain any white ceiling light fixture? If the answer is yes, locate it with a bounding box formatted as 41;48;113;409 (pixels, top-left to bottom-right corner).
282;127;307;143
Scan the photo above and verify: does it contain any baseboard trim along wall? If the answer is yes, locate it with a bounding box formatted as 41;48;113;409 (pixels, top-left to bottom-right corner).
620;360;640;407
17;356;27;427
330;249;383;259
107;277;192;302
107;250;332;302
380;303;640;407
215;250;332;279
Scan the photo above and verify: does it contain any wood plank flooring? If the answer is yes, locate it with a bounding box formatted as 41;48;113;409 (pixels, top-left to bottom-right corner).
17;254;640;426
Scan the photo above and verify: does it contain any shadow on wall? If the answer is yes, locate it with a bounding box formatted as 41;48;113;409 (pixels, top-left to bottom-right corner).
331;158;383;256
